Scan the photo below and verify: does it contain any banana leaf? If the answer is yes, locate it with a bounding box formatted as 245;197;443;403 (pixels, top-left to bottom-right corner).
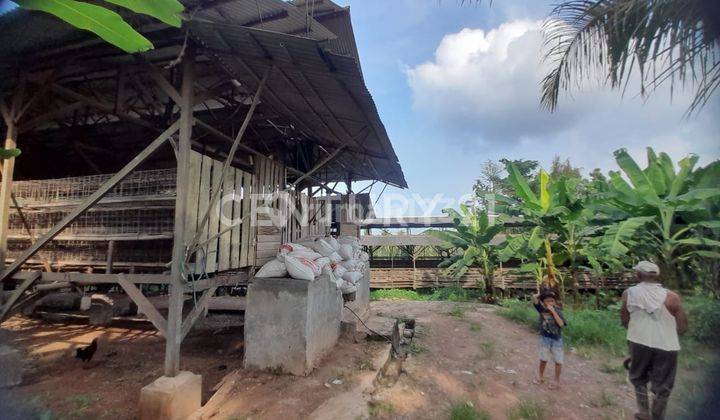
16;0;153;53
103;0;184;27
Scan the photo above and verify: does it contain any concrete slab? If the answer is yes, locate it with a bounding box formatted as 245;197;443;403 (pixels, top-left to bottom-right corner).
138;371;201;420
244;273;342;376
0;345;22;388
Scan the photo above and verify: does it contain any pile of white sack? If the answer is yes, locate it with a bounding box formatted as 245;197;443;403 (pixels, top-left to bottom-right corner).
254;235;370;295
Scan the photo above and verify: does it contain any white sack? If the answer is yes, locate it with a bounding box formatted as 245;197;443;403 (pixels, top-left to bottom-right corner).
312;239;336;257
338;244;354;260
255;258;287;278
315;257;331;269
333;264;347;278
326;236;341;251
329;252;343;263
340;281;357;294
288;250;323;260
285;255;318;281
359;251;369;262
278;243;310;254
342;271;363;285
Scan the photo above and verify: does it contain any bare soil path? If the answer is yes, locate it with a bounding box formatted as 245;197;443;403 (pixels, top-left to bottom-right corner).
368;300;636;419
1;300;641;419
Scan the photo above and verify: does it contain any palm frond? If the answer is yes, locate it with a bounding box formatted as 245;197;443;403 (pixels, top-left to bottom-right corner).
542;0;720;114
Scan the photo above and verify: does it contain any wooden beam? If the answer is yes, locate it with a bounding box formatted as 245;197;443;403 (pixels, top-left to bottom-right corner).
165;52;195;377
140;57;182;106
0;120;180;284
291;145;346;187
117;274;168;337
180;286;218;341
0;271;40;323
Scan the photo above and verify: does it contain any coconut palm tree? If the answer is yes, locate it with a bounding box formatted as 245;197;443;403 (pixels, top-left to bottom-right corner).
541;0;720;114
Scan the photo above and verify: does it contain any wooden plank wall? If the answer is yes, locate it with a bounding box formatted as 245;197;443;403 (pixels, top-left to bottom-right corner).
286;191;331;243
253;156;285;266
369;267;636;290
185;151;255;275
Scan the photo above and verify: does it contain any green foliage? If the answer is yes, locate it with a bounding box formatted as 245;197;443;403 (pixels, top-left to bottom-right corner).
429;206;503;296
0;148;21;159
370;287;484;302
684;296;720;346
450;403;491;420
594;148;720;288
507;399;546;420
15;0;184;53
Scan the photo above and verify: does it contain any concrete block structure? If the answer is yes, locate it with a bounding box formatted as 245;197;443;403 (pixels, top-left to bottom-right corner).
244;273;342;376
139;371;202;420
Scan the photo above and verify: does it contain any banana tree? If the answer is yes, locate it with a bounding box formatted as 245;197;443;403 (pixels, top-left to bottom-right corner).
595;148;720;288
498;162;590;295
14;0;184;53
428;206;504;298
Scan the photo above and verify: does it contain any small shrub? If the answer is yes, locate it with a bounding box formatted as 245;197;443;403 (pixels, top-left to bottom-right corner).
508;399;546;420
498;299;536;328
590;390;615;408
447;305;468;318
368;400;395;417
600;362;625;375
479;341;496;359
408;342;427;355
469;323;482;332
684;296;720;347
450;403;490;420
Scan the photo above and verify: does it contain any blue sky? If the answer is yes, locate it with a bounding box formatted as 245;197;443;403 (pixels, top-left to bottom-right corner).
335;0;720;216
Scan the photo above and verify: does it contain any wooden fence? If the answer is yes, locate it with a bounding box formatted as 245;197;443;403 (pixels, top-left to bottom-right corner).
369;267;635;291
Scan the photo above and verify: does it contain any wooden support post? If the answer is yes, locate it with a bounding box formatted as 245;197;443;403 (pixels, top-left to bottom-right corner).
165;52;195;377
105;240;115;274
0;118;17;272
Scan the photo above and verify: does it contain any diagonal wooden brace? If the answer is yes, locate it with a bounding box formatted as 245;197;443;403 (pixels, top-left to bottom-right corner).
117;274;168;337
180;285;218;341
0;270;40;323
0;120;181;285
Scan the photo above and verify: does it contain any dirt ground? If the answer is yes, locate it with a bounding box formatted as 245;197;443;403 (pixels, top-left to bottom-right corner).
1;301;650;419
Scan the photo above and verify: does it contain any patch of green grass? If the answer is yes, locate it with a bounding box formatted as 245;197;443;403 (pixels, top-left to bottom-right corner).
590;390;616;408
469;323;482;332
370;287;484;302
507;399;546;420
447;305;468;318
368;400;395;418
357;358;374;371
450;403;490;420
479;341;496;359
408;341;427;355
371;289;425;301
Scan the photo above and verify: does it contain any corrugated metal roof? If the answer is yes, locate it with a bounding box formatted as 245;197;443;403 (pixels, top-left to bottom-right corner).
189;21;406;187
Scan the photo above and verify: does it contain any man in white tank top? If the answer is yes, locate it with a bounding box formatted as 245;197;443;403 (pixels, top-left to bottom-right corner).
621;261;688;420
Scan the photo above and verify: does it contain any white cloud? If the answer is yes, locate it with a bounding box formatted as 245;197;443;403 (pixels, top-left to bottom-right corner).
405;20;720;173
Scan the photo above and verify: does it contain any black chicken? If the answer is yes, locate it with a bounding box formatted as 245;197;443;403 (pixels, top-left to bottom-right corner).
76;338;98;362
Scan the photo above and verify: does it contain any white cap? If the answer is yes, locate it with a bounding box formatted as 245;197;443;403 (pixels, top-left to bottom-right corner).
634;261;660;275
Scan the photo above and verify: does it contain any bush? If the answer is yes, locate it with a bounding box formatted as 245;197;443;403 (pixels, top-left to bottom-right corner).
370;289;425;301
370;287;484;302
450;403;490;420
498;299;536;329
684;296;720;347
